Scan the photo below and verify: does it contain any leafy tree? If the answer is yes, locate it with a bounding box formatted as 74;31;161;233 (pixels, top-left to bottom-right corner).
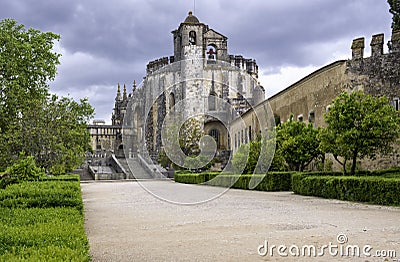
0;19;60;135
6;94;94;175
183;155;215;172
388;0;400;30
178;118;204;156
319;91;400;176
0;19;60;169
160;118;205;169
232;135;282;174
0;19;94;174
276;116;321;171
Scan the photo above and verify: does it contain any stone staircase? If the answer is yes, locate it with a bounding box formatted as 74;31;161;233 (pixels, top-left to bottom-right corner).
71;165;94;181
117;158;154;179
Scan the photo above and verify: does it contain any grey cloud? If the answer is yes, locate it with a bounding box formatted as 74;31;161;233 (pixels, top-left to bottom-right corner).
0;0;394;121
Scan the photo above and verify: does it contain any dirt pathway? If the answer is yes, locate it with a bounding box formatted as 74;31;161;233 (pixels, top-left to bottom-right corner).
81;181;400;261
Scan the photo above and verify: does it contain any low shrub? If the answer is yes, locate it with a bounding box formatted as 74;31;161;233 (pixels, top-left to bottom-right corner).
175;172;294;191
369;167;400;177
0;180;83;211
38;174;80;182
0;155;45;188
0;179;90;261
0;207;89;260
292;175;400;206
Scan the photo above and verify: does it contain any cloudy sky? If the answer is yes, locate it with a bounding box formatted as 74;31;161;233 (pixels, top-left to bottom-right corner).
0;0;393;123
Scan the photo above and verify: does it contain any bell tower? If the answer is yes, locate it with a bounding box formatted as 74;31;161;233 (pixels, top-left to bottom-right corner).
172;11;206;61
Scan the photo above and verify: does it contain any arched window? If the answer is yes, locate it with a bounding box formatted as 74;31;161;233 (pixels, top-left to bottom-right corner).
189;31;196;45
209;129;220;148
169;92;175;112
207;45;217;60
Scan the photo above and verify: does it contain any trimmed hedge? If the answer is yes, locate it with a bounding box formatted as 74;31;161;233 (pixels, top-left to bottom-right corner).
176;170;400;205
0;207;89;261
0;180;83;211
292;175;400;206
175;172;294;191
174;172;218;184
38;174;81;181
0;179;90;261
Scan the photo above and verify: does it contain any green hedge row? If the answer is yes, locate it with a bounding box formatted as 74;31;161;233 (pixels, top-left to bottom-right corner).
38;174;81;181
0;179;90;261
292;174;400;206
175;172;294;191
0;180;83;211
0;207;89;261
176;170;400;205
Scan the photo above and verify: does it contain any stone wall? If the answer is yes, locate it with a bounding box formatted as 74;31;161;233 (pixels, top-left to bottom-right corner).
229;31;400;170
267;60;348;127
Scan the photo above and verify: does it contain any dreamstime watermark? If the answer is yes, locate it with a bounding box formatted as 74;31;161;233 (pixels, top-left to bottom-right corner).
258;234;398;259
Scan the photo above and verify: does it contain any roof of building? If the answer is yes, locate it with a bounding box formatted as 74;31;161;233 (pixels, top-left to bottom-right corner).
184;11;200;24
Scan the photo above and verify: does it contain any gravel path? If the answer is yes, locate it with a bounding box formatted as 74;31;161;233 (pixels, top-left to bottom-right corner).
81;181;400;261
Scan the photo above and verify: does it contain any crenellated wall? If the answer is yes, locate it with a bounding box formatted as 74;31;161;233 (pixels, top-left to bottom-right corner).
229;30;400;170
347;30;400;101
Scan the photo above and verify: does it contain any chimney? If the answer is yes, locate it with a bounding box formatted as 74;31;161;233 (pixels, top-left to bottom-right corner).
370;33;384;57
351;37;365;60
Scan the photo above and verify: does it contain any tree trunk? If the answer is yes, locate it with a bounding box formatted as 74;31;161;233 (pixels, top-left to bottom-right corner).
350;150;358;176
343;158;347;176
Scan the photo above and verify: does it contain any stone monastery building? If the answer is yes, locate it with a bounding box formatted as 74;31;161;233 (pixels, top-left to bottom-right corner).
89;11;400;170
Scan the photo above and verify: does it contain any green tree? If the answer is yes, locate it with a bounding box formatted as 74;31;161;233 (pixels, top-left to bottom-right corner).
0;19;60;169
0;19;94;174
160;118;205;169
275;116;321;171
11;95;93;174
0;19;60;134
319;91;400;176
388;0;400;30
232;135;282;174
178;118;204;156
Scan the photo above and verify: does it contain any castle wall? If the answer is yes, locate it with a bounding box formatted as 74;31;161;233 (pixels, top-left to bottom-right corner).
268;60;348;127
229;31;400;170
